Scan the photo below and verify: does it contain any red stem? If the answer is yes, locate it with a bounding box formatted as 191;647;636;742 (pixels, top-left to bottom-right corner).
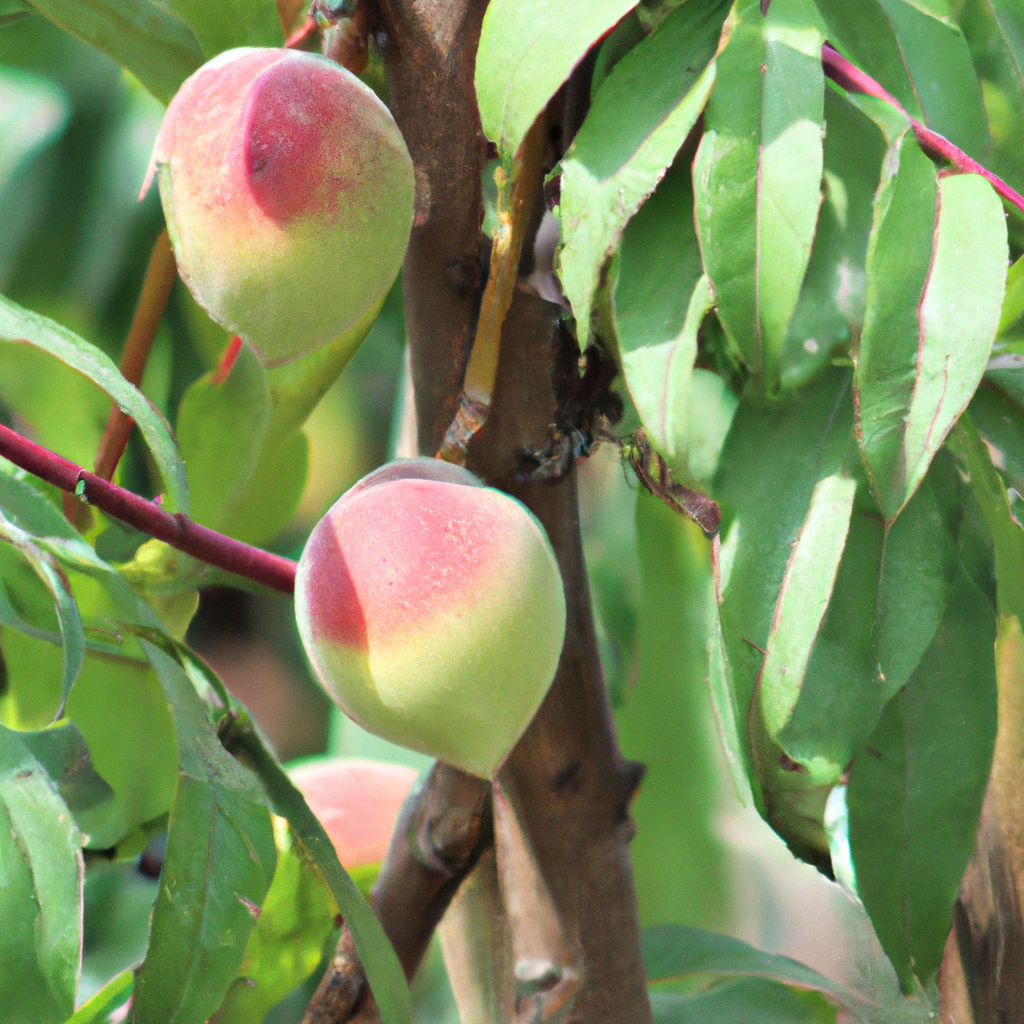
822;42;1024;217
0;423;297;594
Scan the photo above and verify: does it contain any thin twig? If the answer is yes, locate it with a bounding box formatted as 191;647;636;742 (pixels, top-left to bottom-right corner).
437;114;549;464
0;422;297;593
93;230;178;483
821;42;1024;216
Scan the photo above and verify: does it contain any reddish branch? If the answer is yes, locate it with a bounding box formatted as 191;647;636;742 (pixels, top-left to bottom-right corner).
822;43;1024;216
0;422;297;593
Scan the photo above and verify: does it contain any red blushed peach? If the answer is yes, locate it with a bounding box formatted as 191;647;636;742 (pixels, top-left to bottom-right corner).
289;758;417;869
294;459;567;779
149;48;413;367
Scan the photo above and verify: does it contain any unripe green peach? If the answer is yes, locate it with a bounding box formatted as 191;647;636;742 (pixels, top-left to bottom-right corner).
289;758;416;869
294;459;567;779
148;47;413;367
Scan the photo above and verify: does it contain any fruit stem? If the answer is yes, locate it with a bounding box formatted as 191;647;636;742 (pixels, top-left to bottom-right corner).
0;421;297;593
437;114;549;465
821;43;1024;216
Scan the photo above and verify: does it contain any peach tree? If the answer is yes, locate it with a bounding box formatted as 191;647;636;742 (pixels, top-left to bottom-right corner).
0;0;1022;1022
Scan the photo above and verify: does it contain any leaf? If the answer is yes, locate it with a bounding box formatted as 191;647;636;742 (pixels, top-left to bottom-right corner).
642;924;860;1010
558;0;726;331
855;133;1007;522
64;968;134;1024
164;0;282;58
233;718;415;1024
650;977;837;1024
777;86;886;389
816;0;989;157
24;0;204;105
847;566;997;990
998;252;1024;334
614;496;730;930
132;641;277;1024
475;0;638;159
693;0;826;387
211;819;337;1024
0;509;84;718
0;295;190;514
0;67;69;196
0;723;83;1024
176;342;272;531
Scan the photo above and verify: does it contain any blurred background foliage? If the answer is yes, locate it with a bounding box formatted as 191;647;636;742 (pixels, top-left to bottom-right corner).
0;6;943;1022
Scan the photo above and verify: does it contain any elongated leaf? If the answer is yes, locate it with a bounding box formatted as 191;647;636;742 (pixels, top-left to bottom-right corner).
0;723;83;1024
165;0;281;58
64;968;133;1024
847;567;997;990
212;820;337;1024
817;0;989;157
650;977;837;1024
694;0;825;387
643;925;858;1009
176;343;271;531
558;0;726;330
615;497;730;929
234;718;415;1024
856;133;1007;522
998;252;1024;334
0;295;189;514
0;68;68;196
17;720;114;819
475;0;638;158
0;509;83;718
25;0;203;105
132;641;277;1024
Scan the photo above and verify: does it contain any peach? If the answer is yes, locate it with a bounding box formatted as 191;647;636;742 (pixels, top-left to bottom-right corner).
294;459;567;778
289;758;417;869
149;48;413;367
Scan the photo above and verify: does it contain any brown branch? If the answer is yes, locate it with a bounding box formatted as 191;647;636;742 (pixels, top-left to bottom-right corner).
821;42;1024;216
92;230;178;483
0;422;297;593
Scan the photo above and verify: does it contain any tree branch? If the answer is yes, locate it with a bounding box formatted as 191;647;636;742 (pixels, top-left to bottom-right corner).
0;422;296;593
821;42;1024;216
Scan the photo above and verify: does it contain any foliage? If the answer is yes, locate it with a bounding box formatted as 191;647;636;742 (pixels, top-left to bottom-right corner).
1;0;1023;1020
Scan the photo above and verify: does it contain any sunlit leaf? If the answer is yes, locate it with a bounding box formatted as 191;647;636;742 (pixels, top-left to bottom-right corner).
694;0;826;387
64;968;134;1024
558;0;725;331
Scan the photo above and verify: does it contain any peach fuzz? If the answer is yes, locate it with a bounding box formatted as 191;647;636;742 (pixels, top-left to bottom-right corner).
289;758;416;868
149;47;413;367
295;459;567;779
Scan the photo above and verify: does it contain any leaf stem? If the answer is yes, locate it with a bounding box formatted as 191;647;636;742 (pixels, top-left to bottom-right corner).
821;43;1024;216
0;422;297;594
92;230;178;483
437;114;549;464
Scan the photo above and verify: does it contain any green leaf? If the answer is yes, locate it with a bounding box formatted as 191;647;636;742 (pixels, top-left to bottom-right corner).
615;496;730;930
847;566;997;990
0;723;83;1023
211;819;337;1024
855;133;1007;521
643;924;859;1010
817;0;989;157
165;0;282;58
233;718;415;1024
998;252;1024;334
0;295;190;514
558;0;726;332
694;0;826;387
777;86;886;389
176;343;272;531
0;509;84;718
132;641;277;1024
24;0;204;105
651;978;837;1024
0;67;69;196
64;968;134;1024
475;0;638;159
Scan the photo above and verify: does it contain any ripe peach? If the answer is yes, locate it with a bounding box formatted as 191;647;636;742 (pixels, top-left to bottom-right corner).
289;758;417;869
148;48;413;367
294;459;567;778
